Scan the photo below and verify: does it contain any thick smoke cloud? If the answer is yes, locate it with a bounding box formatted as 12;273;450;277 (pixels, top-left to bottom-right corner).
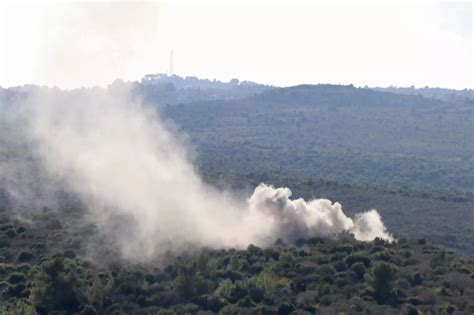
248;184;393;244
0;85;392;262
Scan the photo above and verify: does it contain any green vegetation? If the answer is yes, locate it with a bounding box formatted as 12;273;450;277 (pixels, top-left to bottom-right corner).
163;84;474;191
1;80;473;313
372;86;474;102
0;208;473;314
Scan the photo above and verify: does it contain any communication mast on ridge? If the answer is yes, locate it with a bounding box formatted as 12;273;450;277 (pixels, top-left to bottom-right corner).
169;50;174;76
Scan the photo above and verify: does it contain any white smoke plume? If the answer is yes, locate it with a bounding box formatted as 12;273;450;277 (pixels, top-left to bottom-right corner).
248;184;392;243
0;85;392;261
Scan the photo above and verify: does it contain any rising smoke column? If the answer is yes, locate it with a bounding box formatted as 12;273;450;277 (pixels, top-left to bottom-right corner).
2;85;392;261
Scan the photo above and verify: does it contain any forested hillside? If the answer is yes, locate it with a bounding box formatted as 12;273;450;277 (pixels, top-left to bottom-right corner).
372;86;474;102
1;205;473;314
1;80;473;314
162;84;474;191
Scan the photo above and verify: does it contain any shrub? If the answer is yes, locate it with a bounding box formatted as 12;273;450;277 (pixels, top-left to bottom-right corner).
0;239;9;249
16;263;31;273
345;254;371;268
410;273;423;286
0;224;13;232
0;280;9;290
0;263;15;276
79;305;97;315
46;218;62;230
402;304;419;315
263;247;280;261
350;262;366;279
17;251;34;262
3;283;26;298
16;226;27;234
219;304;241;315
333;260;347;272
4;228;16;238
64;249;77;259
278;302;295;314
246;244;261;256
7;272;25;284
407;296;423;305
30;242;46;250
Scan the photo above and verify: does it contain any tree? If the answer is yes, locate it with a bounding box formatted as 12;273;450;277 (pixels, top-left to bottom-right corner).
368;262;398;304
29;255;85;314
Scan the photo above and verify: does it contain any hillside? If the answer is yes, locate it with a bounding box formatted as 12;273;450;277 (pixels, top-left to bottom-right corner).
1;82;473;314
372;86;474;102
1;83;473;258
1;207;473;314
162;84;474;190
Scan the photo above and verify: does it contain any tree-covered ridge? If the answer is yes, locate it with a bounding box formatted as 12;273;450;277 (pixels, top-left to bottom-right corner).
1;199;474;314
162;84;474;191
2;81;473;191
371;86;474;102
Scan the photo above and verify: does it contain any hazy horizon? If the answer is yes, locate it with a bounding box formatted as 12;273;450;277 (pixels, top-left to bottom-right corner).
2;72;473;92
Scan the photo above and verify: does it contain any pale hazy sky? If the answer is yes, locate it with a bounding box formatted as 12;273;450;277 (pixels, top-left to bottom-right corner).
0;0;472;89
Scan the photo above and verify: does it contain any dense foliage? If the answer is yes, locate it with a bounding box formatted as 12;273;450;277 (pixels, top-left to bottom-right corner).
2;81;473;191
161;84;474;191
372;86;474;102
1;207;473;314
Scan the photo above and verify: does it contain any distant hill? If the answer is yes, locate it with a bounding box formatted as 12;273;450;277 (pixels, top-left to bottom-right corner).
371;86;474;102
1;82;473;191
163;84;474;191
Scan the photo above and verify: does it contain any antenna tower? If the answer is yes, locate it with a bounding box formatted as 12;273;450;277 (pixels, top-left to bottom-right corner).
169;50;174;76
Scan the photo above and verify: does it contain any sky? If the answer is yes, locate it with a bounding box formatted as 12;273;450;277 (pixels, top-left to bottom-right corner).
0;0;472;89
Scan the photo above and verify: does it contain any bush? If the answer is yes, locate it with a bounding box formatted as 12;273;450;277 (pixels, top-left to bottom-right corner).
16;263;31;273
219;304;241;315
0;239;9;249
333;260;347;272
0;224;13;232
345;254;371;268
402;303;419;315
17;251;34;262
410;273;423;286
31;242;46;250
46;218;62;230
16;226;27;234
3;283;26;298
263;247;280;261
4;228;16;238
79;305;97;315
7;272;25;284
350;261;366;279
407;296;423;305
0;263;15;276
64;249;77;259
